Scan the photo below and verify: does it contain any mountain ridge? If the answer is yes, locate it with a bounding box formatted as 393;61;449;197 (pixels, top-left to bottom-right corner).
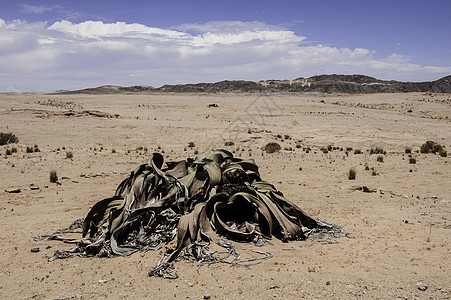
59;74;451;94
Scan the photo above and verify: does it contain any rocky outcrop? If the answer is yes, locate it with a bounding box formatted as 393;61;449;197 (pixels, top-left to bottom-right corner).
61;74;451;94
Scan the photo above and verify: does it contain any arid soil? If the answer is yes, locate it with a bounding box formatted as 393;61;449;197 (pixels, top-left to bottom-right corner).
0;92;450;299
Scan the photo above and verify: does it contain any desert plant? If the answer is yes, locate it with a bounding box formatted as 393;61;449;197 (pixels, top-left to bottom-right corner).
224;141;235;146
327;145;333;151
439;149;447;157
370;147;384;155
0;132;18;146
66;151;73;159
111;149;116;153
50;170;58;183
11;147;17;153
320;147;328;154
26;146;33;153
376;155;384;162
188;142;195;148
262;142;281;153
34;145;40;152
420;141;445;154
409;158;417;164
354;149;362;154
5;148;12;156
40;150;324;279
405;147;412;154
348;168;356;180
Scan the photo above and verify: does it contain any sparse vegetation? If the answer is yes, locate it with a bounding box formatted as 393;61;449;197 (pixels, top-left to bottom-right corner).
320;147;328;154
224;141;235;146
262;142;281;154
66;151;73;159
370;147;385;155
0;132;18;146
26;146;33;153
11;147;17;153
34;145;40;152
405;147;412;154
188;142;195;148
354;149;362;154
50;170;58;183
111;149;116;153
409;157;417;164
5;148;12;156
348;168;356;180
420;141;444;154
377;155;384;162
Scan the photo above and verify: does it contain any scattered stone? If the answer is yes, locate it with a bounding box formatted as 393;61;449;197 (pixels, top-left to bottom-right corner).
203;296;211;300
417;282;428;291
30;247;40;253
5;188;21;193
98;279;108;283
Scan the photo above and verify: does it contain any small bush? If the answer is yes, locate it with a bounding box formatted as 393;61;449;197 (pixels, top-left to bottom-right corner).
348;168;356;180
405;147;412;154
439;149;447;157
372;170;377;176
320;147;328;154
111;149;116;153
346;147;353;151
188;142;195;148
26;146;33;153
420;141;445;154
376;155;384;162
409;158;417;164
34;145;40;152
354;149;362;154
5;148;12;155
50;170;58;183
194;150;199;155
0;132;18;146
11;147;17;153
66;151;73;159
262;142;281;154
327;145;333;151
224;141;235;146
370;147;384;155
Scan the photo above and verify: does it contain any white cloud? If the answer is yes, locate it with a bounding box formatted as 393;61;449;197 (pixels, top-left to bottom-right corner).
21;4;61;14
0;18;449;92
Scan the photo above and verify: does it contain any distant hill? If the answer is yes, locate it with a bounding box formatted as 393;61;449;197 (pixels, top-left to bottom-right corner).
59;74;451;94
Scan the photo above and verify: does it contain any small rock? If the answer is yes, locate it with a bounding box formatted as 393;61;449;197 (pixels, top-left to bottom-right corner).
187;282;193;287
30;186;40;190
326;281;331;285
124;282;131;287
417;282;427;291
98;279;108;283
5;188;21;193
203;296;211;300
30;247;40;253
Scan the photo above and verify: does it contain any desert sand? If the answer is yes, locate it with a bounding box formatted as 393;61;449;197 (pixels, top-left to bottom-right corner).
0;92;450;299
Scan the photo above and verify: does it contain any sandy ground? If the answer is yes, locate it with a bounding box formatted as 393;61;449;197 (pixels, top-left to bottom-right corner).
0;92;450;299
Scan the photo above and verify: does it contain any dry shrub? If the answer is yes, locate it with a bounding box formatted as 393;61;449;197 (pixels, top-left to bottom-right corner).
0;133;18;146
262;142;281;154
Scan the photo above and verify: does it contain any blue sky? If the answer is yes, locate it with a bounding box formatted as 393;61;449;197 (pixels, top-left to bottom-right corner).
1;0;450;91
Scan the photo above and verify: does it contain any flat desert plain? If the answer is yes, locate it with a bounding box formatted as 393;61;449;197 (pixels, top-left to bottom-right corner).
0;92;450;299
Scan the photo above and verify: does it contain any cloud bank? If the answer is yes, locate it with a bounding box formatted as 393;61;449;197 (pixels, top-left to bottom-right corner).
0;19;449;92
